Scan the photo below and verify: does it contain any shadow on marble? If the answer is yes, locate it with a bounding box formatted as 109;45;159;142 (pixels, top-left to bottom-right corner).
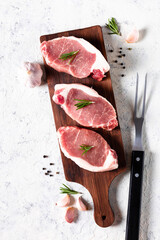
139;82;154;239
69;195;76;206
139;28;147;42
81;197;93;211
139;151;154;240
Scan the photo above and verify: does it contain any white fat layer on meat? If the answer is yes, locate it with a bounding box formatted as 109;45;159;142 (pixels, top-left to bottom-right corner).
50;36;110;74
57;129;118;172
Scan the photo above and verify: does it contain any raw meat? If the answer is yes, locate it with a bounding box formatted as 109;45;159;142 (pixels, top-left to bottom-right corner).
57;126;118;172
40;36;110;81
53;84;118;130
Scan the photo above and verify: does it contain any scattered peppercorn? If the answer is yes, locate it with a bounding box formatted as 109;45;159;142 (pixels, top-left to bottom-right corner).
43;155;48;158
119;51;122;54
120;63;123;65
50;163;54;165
49;175;54;177
56;172;60;174
47;170;52;173
42;168;46;170
118;55;122;58
113;60;118;63
122;54;125;57
122;66;125;69
127;48;132;50
45;173;49;175
119;47;122;50
121;74;125;77
109;49;113;52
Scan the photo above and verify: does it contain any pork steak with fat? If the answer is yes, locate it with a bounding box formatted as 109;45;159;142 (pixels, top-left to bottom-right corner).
40;36;110;81
57;126;118;172
53;84;118;130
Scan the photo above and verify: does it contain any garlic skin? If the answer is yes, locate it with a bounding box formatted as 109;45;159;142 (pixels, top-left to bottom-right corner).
56;194;70;207
65;207;78;223
24;62;43;88
126;28;139;43
77;196;87;211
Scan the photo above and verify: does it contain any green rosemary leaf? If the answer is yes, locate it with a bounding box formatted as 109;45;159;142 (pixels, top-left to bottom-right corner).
60;184;82;195
59;50;79;64
106;17;120;35
74;99;94;110
80;144;94;155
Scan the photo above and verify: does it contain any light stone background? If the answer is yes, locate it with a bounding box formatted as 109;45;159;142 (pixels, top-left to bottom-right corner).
0;0;160;239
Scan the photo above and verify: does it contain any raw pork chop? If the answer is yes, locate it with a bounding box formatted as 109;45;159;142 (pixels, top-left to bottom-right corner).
57;126;118;172
40;36;110;81
53;84;118;130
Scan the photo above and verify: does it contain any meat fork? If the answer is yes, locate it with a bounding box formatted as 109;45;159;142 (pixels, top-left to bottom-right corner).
125;73;147;240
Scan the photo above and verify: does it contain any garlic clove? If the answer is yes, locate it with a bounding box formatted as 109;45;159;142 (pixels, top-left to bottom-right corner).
56;194;70;207
77;196;87;211
126;28;139;43
65;207;78;223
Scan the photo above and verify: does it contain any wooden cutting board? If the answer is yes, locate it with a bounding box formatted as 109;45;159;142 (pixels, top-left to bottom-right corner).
40;25;126;227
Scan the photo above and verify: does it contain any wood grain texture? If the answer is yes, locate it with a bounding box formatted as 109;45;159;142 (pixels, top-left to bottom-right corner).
40;25;126;227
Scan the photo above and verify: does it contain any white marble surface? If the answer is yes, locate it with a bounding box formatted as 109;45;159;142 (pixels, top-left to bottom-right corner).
0;0;160;239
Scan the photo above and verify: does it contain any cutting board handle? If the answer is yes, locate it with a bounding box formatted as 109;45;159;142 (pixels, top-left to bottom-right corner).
84;174;115;227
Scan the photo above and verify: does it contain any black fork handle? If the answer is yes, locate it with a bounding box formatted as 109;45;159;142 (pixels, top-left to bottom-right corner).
125;151;144;240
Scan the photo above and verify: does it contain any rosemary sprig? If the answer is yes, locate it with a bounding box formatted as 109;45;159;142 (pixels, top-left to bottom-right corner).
60;184;82;195
106;18;120;35
59;50;79;64
74;99;94;110
80;144;94;155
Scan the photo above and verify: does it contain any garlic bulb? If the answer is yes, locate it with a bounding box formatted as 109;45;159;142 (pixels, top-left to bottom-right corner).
23;62;44;88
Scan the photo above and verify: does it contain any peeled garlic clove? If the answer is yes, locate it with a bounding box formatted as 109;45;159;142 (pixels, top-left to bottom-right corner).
24;62;43;88
126;28;139;43
65;207;78;223
77;196;87;211
56;194;70;207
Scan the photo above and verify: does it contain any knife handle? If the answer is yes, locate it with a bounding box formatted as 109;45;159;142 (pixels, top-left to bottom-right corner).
125;151;144;240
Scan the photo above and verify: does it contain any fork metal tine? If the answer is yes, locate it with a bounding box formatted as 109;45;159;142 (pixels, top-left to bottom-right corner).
142;74;147;118
134;73;139;119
